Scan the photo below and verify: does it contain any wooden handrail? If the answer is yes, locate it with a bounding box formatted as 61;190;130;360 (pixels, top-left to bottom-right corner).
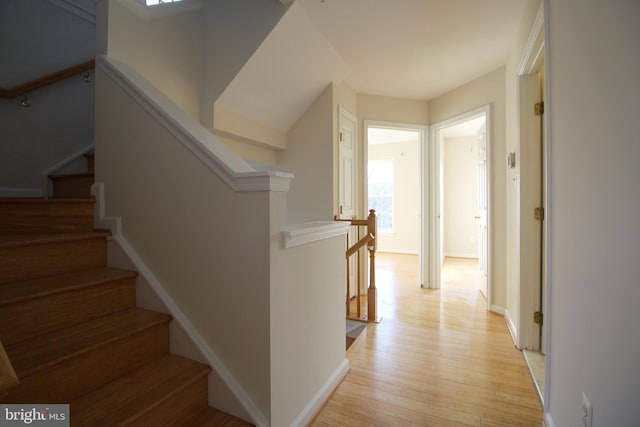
0;59;95;98
346;233;373;258
0;340;18;399
337;209;379;323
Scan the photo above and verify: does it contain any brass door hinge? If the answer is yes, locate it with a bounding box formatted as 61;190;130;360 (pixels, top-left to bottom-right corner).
534;311;543;325
534;207;544;221
534;101;544;116
339;132;343;142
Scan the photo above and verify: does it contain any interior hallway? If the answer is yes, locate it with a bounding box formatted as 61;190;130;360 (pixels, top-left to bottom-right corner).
313;254;543;426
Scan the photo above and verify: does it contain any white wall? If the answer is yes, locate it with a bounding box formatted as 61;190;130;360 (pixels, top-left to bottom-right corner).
429;67;507;310
107;0;204;120
279;84;334;224
368;141;420;254
0;0;95;196
200;0;291;127
444;136;478;258
269;194;348;426
546;2;640;426
95;69;272;419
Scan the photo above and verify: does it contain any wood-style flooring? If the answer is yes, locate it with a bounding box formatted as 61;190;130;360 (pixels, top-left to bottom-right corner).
313;254;543;427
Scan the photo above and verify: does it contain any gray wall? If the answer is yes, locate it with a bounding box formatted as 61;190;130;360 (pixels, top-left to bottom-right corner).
0;0;95;196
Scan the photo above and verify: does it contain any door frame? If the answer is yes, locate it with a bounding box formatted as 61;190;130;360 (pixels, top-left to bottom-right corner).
429;106;491;308
363;120;427;287
516;2;545;352
338;106;358;297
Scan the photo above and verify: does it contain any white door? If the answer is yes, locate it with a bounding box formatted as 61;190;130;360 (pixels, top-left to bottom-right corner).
477;123;488;298
338;106;358;298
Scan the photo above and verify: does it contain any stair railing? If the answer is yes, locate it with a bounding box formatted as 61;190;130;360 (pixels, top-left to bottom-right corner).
0;340;18;399
0;60;95;99
334;209;379;323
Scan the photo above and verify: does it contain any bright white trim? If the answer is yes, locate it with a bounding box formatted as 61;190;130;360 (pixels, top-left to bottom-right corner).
289;359;349;427
92;182;267;427
504;309;519;346
0;188;44;198
430;106;491;301
544;412;556;427
42;144;94;197
98;56;293;193
363;120;428;288
46;0;96;24
517;2;544;75
490;305;505;316
377;249;418;255
542;0;552;414
282;222;350;249
443;252;478;259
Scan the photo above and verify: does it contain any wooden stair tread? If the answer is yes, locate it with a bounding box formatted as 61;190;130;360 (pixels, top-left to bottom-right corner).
50;172;95;179
71;354;210;426
0;231;110;248
0;197;94;204
0;267;137;306
5;308;170;377
181;407;254;427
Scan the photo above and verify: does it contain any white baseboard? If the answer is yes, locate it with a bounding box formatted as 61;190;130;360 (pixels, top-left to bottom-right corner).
91;182;267;427
290;359;349;427
504;309;519;347
444;252;478;259
0;187;44;198
377;249;418;255
490;305;506;316
544;412;556;427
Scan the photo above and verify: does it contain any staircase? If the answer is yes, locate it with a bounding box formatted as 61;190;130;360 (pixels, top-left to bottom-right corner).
0;166;252;426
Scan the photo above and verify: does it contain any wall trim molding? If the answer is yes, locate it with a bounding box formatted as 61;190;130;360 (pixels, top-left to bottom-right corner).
543;412;556;427
98;55;293;193
42;144;94;197
46;0;96;24
92;182;267;427
282;222;350;249
443;252;478;259
377;249;419;255
289;359;349;427
490;305;506;316
504;309;519;347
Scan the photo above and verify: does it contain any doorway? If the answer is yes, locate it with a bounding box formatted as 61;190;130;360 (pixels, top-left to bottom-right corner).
517;3;547;403
430;107;490;304
364;121;426;288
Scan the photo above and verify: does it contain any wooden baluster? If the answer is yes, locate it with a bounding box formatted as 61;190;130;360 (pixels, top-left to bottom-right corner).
346;233;350;317
356;225;361;319
367;210;377;322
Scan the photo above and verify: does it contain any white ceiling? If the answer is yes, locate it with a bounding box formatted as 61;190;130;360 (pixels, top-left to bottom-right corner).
216;0;526;132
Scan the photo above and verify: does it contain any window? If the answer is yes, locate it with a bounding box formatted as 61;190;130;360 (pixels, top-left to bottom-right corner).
144;0;183;5
368;160;394;233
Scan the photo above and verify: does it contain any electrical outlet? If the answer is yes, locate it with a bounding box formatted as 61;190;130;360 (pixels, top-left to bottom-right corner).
581;392;593;427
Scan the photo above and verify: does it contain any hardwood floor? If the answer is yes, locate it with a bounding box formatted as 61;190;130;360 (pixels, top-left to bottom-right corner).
313;254;543;427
